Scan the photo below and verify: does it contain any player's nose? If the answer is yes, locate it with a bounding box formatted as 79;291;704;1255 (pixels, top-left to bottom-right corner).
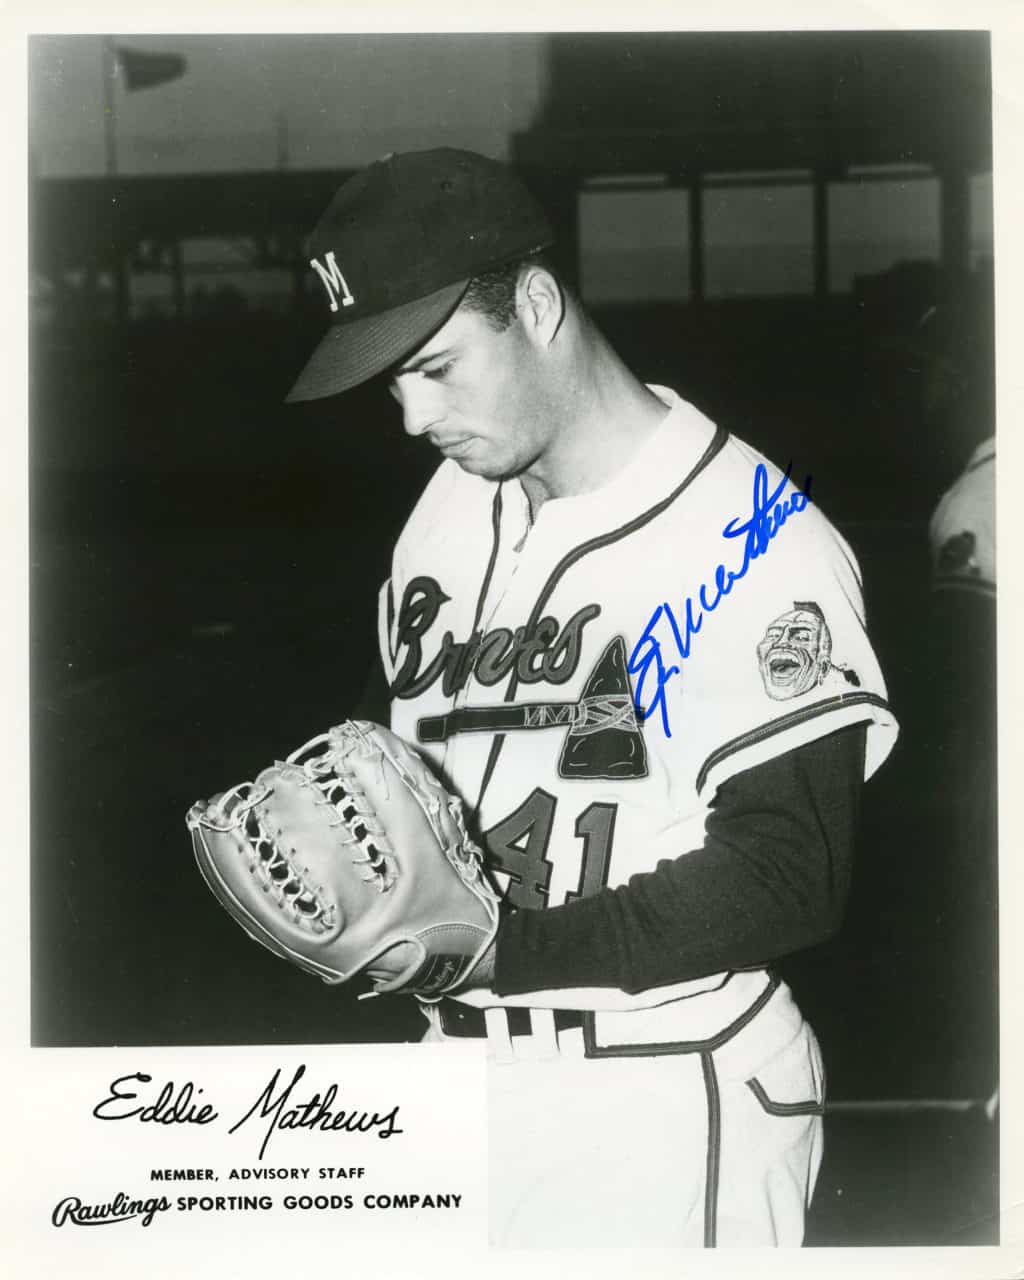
402;407;437;438
392;381;440;438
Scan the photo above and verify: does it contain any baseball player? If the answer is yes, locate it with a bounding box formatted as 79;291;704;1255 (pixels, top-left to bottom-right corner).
919;304;997;1110
929;438;995;595
285;149;899;1248
905;299;997;596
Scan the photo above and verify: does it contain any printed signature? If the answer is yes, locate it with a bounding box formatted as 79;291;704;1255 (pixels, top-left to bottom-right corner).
629;461;812;737
92;1065;403;1162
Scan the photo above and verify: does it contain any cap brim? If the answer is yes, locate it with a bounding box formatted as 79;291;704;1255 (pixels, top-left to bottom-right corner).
285;280;469;403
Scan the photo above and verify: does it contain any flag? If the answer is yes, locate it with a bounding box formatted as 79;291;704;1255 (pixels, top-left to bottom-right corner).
115;45;187;91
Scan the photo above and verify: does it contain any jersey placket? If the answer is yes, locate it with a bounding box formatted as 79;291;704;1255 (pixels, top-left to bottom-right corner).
440;481;535;785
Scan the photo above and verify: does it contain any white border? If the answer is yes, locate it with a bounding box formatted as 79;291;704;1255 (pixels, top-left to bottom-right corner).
6;5;1023;1276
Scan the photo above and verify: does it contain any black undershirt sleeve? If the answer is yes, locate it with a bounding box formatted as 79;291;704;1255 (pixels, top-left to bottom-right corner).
492;722;866;997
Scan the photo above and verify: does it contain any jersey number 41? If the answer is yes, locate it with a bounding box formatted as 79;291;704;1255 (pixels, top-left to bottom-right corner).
482;788;617;910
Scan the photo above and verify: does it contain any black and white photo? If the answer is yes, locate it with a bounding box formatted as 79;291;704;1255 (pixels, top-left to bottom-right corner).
17;17;1013;1270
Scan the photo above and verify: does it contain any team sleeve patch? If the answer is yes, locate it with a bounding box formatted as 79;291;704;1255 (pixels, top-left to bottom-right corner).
756;601;860;701
933;530;994;594
686;580;897;797
659;512;900;800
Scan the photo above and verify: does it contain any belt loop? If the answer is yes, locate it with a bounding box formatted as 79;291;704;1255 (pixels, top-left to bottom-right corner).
530;1008;559;1057
485;1007;515;1062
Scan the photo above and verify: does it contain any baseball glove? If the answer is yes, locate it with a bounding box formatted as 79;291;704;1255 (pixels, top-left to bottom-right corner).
186;720;500;997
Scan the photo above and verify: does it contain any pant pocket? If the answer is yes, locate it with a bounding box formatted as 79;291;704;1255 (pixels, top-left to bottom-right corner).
745;1022;825;1116
713;1027;826;1245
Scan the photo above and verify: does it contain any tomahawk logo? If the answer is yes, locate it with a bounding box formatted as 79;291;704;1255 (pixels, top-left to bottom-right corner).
418;636;649;781
310;251;356;312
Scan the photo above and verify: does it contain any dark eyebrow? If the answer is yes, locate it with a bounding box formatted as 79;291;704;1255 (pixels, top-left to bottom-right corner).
393;347;456;377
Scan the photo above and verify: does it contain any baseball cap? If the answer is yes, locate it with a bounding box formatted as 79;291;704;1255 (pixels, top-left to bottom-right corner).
286;148;554;402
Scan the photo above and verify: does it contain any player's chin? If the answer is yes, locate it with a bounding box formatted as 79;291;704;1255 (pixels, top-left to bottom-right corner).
451;450;504;479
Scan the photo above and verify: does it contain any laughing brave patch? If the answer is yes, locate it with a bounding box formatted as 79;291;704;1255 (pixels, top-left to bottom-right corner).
757;601;859;701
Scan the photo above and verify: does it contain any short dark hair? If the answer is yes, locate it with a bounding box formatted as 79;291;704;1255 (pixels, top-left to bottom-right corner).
460;252;562;332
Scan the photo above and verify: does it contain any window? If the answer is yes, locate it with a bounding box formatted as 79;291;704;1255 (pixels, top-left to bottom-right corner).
969;172;993;270
578;186;690;303
828;176;940;292
703;183;813;298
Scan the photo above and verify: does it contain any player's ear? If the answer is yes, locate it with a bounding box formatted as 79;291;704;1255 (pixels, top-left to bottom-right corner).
518;265;565;348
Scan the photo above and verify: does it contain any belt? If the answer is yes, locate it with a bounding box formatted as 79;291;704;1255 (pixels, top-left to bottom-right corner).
436;1000;584;1039
436;972;781;1055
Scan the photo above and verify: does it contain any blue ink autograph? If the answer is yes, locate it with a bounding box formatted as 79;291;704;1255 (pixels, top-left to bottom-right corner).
629;462;812;737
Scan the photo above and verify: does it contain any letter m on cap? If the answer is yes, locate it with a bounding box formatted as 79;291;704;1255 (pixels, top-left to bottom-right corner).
310;252;355;313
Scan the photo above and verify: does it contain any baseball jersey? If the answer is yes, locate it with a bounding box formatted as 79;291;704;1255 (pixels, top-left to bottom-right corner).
929;437;995;594
378;387;898;1016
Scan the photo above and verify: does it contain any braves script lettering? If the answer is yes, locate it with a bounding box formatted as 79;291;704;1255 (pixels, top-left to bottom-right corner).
391;575;600;698
630;462;812;737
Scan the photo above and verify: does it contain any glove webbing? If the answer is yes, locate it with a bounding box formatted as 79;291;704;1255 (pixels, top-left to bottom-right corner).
304;753;397;892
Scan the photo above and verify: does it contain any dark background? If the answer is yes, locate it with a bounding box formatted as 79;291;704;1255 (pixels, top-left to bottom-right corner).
30;31;998;1245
